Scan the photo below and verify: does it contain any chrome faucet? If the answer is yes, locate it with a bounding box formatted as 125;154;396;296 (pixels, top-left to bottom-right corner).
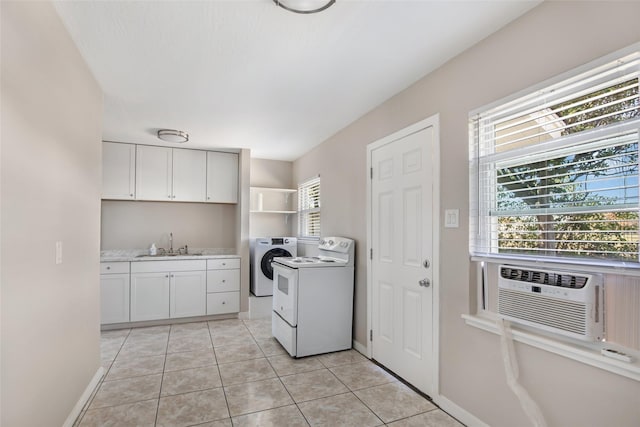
169;232;174;254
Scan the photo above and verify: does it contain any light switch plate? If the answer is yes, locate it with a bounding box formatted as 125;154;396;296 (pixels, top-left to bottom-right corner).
56;241;63;264
445;209;459;228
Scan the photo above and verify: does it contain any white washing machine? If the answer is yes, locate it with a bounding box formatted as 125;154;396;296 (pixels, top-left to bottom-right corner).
250;237;297;296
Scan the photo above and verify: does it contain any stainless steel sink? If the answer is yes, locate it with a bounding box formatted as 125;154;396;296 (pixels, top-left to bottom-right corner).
135;252;203;258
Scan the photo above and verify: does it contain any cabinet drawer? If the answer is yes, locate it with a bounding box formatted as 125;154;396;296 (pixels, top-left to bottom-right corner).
207;269;240;293
207;291;239;315
207;258;240;270
131;259;206;273
100;262;130;275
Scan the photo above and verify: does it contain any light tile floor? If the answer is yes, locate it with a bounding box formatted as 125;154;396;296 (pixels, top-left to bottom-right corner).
75;319;464;427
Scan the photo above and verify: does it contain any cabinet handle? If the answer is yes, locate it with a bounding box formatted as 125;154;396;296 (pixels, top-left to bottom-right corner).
106;266;111;270
130;193;134;197
165;274;169;278
207;196;210;200
222;280;226;283
222;301;226;305
222;263;226;266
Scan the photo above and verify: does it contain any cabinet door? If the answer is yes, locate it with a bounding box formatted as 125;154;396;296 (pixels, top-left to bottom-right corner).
102;142;135;200
100;273;130;324
130;272;170;321
173;149;207;202
207;151;238;203
135;145;173;201
170;271;206;318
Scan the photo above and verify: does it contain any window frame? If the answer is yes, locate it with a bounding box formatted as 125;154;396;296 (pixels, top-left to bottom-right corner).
470;45;640;269
297;176;321;240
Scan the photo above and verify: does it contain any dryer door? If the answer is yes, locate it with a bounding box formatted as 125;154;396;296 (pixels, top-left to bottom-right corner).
261;248;292;280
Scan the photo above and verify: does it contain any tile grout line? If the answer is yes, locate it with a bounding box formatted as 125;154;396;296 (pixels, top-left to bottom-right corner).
153;326;171;427
210;321;234;424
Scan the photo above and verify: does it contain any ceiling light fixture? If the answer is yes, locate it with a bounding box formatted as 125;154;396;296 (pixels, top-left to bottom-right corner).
272;0;335;14
157;129;189;143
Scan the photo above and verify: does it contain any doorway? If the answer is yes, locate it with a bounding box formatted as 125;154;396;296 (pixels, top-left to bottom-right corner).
366;115;440;396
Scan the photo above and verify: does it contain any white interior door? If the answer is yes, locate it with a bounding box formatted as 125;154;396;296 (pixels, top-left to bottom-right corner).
370;122;436;395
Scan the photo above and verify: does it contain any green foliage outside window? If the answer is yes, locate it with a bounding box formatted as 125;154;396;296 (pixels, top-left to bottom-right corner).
495;79;640;261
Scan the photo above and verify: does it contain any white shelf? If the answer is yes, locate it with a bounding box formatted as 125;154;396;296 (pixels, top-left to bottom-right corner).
250;186;296;193
250;210;296;214
250;186;296;214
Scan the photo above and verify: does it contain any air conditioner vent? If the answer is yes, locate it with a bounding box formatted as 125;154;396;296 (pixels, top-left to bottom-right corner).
497;265;603;342
500;266;588;289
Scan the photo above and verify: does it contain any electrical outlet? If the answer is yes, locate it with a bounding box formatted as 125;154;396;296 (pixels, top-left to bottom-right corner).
56;241;63;264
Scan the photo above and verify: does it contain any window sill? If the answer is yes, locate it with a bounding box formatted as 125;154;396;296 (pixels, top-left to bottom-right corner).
462;313;640;381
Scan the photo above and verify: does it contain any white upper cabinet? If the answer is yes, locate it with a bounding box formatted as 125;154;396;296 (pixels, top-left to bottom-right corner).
135;145;173;201
173;149;207;202
103;142;238;204
102;142;136;200
207;151;238;204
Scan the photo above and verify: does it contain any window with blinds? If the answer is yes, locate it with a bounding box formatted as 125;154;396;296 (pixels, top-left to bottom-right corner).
298;176;320;238
470;50;640;264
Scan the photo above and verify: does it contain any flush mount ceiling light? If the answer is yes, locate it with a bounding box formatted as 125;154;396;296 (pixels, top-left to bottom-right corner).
272;0;335;14
157;129;189;143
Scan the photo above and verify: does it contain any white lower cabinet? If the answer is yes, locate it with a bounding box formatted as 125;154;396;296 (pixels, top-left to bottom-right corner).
130;272;170;322
102;258;238;325
206;258;240;315
170;271;207;318
130;260;207;322
101;262;131;324
100;273;130;324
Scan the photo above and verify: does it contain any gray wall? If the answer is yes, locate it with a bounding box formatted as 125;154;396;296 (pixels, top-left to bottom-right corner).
101;201;237;250
293;2;640;426
1;2;103;425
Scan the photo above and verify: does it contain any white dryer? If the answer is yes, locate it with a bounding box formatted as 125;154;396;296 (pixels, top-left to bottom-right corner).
250;237;297;296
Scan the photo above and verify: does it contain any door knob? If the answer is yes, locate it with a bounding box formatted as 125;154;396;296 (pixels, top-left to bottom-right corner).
419;278;430;287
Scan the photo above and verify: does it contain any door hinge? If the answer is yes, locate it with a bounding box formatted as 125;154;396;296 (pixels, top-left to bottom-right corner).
370;248;373;260
370;167;373;179
370;329;373;341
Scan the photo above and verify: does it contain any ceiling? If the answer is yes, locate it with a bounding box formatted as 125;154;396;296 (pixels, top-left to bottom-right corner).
53;0;540;161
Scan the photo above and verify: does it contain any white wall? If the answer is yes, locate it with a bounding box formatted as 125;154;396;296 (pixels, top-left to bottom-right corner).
101;201;237;250
293;2;640;426
238;150;252;312
1;2;103;425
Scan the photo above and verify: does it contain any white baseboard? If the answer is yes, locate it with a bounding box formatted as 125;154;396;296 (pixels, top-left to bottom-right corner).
63;366;104;427
434;394;489;427
352;339;368;357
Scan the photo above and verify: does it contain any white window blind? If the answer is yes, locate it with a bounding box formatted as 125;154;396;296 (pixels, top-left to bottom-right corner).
298;176;320;238
470;50;640;264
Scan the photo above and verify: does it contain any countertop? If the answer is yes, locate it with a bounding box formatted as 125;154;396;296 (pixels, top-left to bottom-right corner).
101;248;239;262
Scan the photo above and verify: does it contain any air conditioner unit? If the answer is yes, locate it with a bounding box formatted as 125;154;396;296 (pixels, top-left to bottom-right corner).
497;265;603;342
